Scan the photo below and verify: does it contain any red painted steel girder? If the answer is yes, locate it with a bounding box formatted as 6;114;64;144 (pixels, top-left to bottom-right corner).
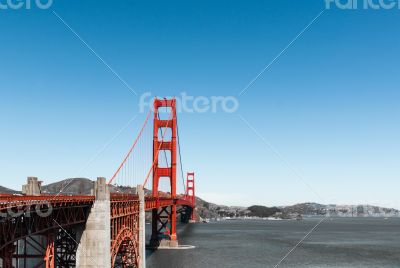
144;197;194;211
0;200;91;251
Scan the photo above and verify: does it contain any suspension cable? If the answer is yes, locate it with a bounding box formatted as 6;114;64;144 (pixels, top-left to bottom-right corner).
108;110;152;185
176;113;186;194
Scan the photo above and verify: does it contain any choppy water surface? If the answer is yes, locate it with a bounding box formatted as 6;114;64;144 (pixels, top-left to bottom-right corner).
146;217;400;268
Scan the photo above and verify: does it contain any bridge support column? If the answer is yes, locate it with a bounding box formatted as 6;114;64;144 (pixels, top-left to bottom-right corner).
137;185;146;268
76;177;111;268
22;177;42;196
150;205;179;248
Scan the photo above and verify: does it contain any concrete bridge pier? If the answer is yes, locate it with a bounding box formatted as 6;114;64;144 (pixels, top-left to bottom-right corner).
22;177;42;195
137;185;146;268
76;177;111;268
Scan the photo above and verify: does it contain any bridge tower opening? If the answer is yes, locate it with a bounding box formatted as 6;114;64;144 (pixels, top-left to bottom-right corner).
186;172;196;222
151;98;178;247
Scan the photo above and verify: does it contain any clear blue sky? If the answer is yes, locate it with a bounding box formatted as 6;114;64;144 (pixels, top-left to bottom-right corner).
1;0;399;208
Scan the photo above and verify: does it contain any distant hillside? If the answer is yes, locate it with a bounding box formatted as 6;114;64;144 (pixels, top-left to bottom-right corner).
0;186;19;194
42;178;94;195
282;202;326;215
196;202;400;219
42;178;143;195
194;196;222;219
247;205;281;218
282;203;400;217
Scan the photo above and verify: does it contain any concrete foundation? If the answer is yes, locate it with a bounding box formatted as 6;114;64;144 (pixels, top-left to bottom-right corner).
158;239;179;248
76;177;111;268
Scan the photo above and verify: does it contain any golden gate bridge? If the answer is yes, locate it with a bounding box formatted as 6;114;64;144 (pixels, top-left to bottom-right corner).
0;98;196;267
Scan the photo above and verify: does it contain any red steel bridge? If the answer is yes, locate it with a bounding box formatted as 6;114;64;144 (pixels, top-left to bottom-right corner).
0;98;196;268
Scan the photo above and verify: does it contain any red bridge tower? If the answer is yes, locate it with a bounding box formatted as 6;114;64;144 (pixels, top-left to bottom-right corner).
151;98;178;247
186;172;196;222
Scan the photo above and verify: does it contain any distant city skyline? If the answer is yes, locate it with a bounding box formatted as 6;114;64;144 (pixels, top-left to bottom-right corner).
1;0;399;209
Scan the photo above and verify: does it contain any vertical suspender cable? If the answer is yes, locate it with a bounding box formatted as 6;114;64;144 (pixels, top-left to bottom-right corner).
176;113;186;194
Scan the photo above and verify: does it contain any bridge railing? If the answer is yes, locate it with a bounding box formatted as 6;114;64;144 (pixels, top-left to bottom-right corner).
0;195;95;210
